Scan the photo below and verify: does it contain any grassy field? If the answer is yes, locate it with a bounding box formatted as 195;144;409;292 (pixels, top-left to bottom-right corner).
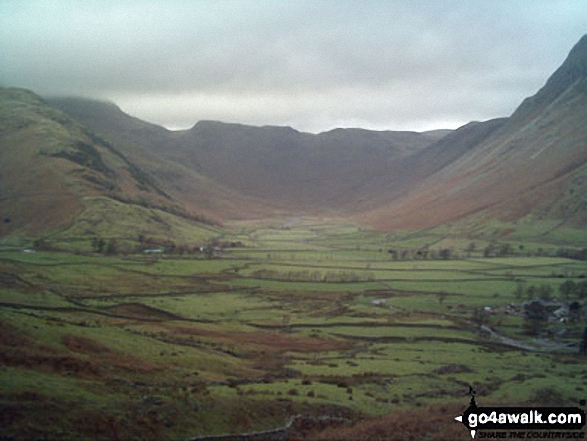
1;218;586;439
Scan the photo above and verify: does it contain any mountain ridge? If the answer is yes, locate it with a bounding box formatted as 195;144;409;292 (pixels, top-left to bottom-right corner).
3;35;587;238
359;34;587;230
48;97;450;211
0;88;229;238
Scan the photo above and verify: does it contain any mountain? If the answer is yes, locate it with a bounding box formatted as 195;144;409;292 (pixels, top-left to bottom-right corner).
359;34;587;230
4;35;586;240
0;88;232;241
31;93;286;221
48;98;449;212
0;89;163;234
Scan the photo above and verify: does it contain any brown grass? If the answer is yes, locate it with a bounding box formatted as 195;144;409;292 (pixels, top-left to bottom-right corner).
62;334;114;354
0;321;162;378
301;402;468;440
166;323;353;354
106;302;184;321
61;333;162;374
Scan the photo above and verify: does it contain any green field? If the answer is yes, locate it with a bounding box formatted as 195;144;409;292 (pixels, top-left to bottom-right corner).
1;218;586;439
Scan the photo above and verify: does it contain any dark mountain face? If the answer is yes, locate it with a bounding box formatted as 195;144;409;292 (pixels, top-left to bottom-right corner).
49;99;449;212
511;34;587;123
46;97;173;154
176;121;447;207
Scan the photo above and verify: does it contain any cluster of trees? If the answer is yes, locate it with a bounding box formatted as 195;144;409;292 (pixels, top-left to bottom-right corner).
514;280;587;302
558;280;587;300
468;281;587;337
32;238;52;250
482;243;515;258
89;234;246;256
91;237;119;255
138;235;243;254
385;243;587;261
521;298;584;336
484;244;587;260
516;281;587;336
386;243;518;260
387;248;454;260
251;269;375;283
137;235;185;254
556;248;587;261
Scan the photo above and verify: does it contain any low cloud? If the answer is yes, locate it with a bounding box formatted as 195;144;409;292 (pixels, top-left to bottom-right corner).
1;0;585;132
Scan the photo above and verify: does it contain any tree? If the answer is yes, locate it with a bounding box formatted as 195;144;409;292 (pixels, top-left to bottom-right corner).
439;248;452;260
416;247;429;259
33;238;48;250
471;307;489;328
514;282;526;301
577;281;587;299
569;301;582;322
483;244;495;258
437;291;448;304
558;280;577;300
538;284;553;301
106;239;118;255
523;300;549;336
92;237;106;253
499;243;512;257
466;242;476;257
580;327;587;355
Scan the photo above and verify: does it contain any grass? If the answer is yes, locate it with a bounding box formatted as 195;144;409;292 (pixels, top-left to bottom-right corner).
138;292;278;322
0;366;114;405
1;218;586;438
53;196;221;250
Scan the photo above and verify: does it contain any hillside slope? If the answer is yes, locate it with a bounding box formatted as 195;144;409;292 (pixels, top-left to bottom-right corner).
0;89;224;239
360;34;587;230
44;97;283;221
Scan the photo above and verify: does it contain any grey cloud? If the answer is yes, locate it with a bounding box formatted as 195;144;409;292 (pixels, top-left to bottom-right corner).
1;0;585;132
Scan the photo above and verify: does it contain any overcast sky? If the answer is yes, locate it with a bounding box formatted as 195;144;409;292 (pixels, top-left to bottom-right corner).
1;1;585;133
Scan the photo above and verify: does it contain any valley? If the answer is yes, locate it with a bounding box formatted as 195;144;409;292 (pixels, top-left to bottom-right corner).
1;219;586;439
0;30;586;441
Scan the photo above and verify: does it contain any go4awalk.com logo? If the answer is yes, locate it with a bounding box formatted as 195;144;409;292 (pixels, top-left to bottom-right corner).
455;387;586;439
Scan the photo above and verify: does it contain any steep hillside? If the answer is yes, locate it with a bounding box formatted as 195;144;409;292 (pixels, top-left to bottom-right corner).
0;89;84;235
45;97;175;157
360;34;587;230
46;99;305;219
0;89;222;239
337;117;507;211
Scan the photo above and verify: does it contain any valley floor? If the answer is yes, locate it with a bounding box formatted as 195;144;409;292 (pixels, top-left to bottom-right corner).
1;218;586;439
